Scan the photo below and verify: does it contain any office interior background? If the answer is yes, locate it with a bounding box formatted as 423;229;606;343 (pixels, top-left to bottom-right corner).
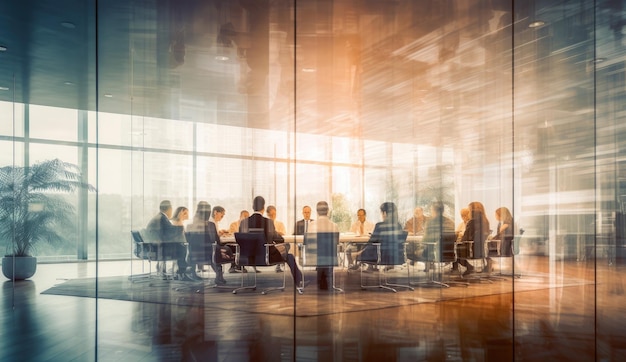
1;0;626;360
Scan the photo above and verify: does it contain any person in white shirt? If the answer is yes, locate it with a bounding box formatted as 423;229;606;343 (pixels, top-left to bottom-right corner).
229;210;250;234
266;205;286;236
349;208;375;236
346;208;374;270
307;201;338;290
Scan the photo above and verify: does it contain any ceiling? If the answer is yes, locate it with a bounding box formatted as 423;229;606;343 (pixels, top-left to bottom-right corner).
0;0;622;151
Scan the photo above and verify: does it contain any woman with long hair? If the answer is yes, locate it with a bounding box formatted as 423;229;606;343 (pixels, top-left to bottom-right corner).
458;201;490;276
171;206;189;226
187;201;212;231
488;206;515;271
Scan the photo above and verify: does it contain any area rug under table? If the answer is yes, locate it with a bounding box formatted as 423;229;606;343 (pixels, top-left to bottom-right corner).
41;270;590;317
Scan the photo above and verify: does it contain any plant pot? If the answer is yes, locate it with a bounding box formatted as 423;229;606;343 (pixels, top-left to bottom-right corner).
2;256;37;280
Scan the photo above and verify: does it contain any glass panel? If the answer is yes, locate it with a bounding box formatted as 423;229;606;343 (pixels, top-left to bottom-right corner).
28;105;78;142
513;0;596;359
595;0;626;360
0;101;23;137
10;0;626;360
0;0;98;359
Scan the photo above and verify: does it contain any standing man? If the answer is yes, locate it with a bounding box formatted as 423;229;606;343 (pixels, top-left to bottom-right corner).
308;201;338;290
293;205;313;235
240;196;302;287
346;208;375;270
145;200;193;281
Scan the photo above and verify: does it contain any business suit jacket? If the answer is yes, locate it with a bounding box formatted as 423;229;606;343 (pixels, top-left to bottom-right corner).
293;219;314;235
145;212;183;243
239;212;284;262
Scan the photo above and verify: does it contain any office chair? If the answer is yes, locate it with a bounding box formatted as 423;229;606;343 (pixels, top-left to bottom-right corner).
358;230;413;293
455;238;493;284
491;235;522;278
130;230;178;281
411;232;469;288
301;232;343;293
232;232;286;294
183;231;237;291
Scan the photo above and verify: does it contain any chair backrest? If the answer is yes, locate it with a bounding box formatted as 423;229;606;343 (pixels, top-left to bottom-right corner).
185;231;215;264
487;239;500;257
131;230;145;259
303;232;339;267
234;232;268;266
131;230;145;244
379;230;408;265
439;231;458;263
500;235;518;257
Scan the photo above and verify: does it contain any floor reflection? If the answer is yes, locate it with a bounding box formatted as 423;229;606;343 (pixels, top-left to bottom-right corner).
1;258;626;361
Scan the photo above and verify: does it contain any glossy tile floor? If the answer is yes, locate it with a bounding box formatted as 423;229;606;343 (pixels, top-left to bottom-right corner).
1;255;625;361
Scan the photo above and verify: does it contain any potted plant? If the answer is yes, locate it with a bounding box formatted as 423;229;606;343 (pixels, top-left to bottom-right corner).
0;159;95;280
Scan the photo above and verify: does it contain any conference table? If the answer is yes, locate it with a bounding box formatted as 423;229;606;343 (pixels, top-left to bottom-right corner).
220;233;423;267
221;233;423;244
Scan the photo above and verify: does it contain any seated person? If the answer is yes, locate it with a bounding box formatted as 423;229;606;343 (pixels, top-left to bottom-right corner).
144;200;193;281
404;206;429;236
229;210;250;234
487;206;515;271
457;201;490;276
240;196;302;286
356;202;404;271
456;207;470;242
267;205;286;272
346;208;374;270
407;201;455;272
187;201;232;284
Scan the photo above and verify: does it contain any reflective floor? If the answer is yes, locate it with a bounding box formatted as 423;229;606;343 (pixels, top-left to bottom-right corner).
1;257;624;361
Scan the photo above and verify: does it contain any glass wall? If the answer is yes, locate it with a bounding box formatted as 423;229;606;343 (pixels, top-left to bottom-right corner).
3;0;626;360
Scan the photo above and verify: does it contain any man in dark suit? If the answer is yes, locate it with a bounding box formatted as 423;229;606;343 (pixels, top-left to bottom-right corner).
240;196;302;286
293;205;313;235
145;200;193;281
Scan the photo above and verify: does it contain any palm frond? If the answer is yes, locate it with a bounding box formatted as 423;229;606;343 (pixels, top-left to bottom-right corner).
0;159;95;256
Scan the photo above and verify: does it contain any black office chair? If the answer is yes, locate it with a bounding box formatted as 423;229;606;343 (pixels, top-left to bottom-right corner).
411;232;469;288
301;232;343;293
358;230;413;293
185;231;213;275
130;230;153;281
490;235;522;278
456;238;493;284
184;231;236;289
130;230;178;281
232;232;286;294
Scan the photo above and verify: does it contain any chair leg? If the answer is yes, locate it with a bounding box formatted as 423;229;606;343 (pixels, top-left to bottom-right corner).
493;258;522;279
232;268;257;294
361;263;413;292
383;264;414;291
206;265;238;290
459;259;493;284
261;263;286;295
331;267;344;293
410;262;450;288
